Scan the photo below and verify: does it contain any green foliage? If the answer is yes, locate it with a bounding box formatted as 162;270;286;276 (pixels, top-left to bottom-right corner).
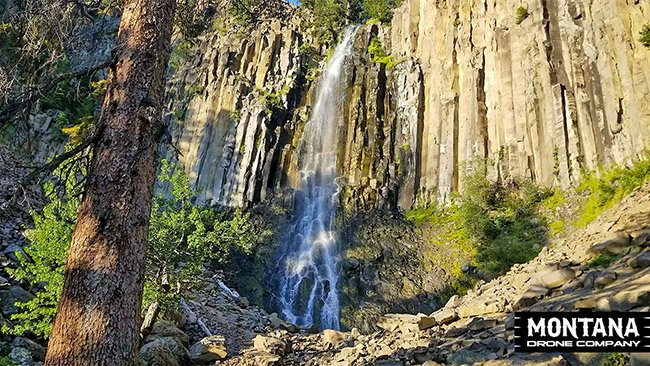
144;160;254;311
228;0;263;26
589;253;622;268
5;159;255;338
368;36;396;68
640;24;650;49
458;168;550;273
300;0;359;43
409;161;552;278
604;353;629;366
2;165;83;338
170;41;193;70
575;158;650;227
361;0;401;24
515;6;530;25
0;356;19;366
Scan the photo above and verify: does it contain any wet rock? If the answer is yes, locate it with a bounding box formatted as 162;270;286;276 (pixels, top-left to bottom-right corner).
189;335;228;364
9;347;37;366
541;268;575;289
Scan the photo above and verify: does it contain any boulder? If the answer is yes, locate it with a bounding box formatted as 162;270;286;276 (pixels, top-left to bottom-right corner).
589;232;631;255
595;271;617;286
541;268;575;289
11;337;45;361
627;250;650;268
445;295;462;308
189;335;228;364
377;313;437;333
138;337;189;366
245;350;282;366
9;347;37;366
431;308;458;325
467;317;497;331
254;335;289;356
322;329;346;345
0;286;34;316
512;285;549;311
144;320;190;346
457;301;502;318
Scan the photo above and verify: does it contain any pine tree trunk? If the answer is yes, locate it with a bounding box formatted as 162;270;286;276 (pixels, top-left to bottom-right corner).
44;0;176;364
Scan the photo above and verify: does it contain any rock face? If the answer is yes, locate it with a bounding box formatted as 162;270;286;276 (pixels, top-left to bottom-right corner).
390;0;650;204
170;0;650;210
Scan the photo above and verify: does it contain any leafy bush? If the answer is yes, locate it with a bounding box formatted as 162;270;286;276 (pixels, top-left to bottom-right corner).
170;40;193;70
228;0;263;26
589;253;622;268
409;161;551;277
515;6;529;25
361;0;401;24
300;0;359;43
4;160;255;339
0;356;19;366
604;353;629;366
2;165;83;338
575;158;650;227
144;160;254;310
368;36;396;68
457;165;550;273
640;24;650;49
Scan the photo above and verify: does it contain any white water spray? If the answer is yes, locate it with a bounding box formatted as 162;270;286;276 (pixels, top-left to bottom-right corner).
276;26;358;330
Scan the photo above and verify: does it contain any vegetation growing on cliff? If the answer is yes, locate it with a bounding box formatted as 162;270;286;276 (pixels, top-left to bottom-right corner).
408;163;551;281
574;158;650;227
515;6;529;25
368;36;396;68
640;24;650;49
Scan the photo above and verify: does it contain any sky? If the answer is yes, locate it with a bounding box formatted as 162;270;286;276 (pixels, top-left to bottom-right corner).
285;0;301;4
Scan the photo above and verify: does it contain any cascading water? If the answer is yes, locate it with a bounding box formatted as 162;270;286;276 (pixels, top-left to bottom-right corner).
274;26;358;331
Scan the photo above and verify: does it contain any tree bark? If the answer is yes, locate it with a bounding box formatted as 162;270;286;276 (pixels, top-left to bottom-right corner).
44;0;176;364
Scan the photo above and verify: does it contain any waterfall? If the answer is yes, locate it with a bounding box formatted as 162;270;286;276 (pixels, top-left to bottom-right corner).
275;26;358;331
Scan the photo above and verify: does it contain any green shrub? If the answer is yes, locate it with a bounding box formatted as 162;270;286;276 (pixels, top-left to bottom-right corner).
361;0;401;24
515;6;529;25
4;160;255;339
0;356;19;366
409;161;551;277
640;24;650;49
170;41;193;70
144;160;254;311
589;253;622;268
604;353;629;366
575;158;650;227
368;36;396;68
2;165;83;338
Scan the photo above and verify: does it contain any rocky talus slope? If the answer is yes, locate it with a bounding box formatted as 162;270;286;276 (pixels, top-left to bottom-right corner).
194;182;648;366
